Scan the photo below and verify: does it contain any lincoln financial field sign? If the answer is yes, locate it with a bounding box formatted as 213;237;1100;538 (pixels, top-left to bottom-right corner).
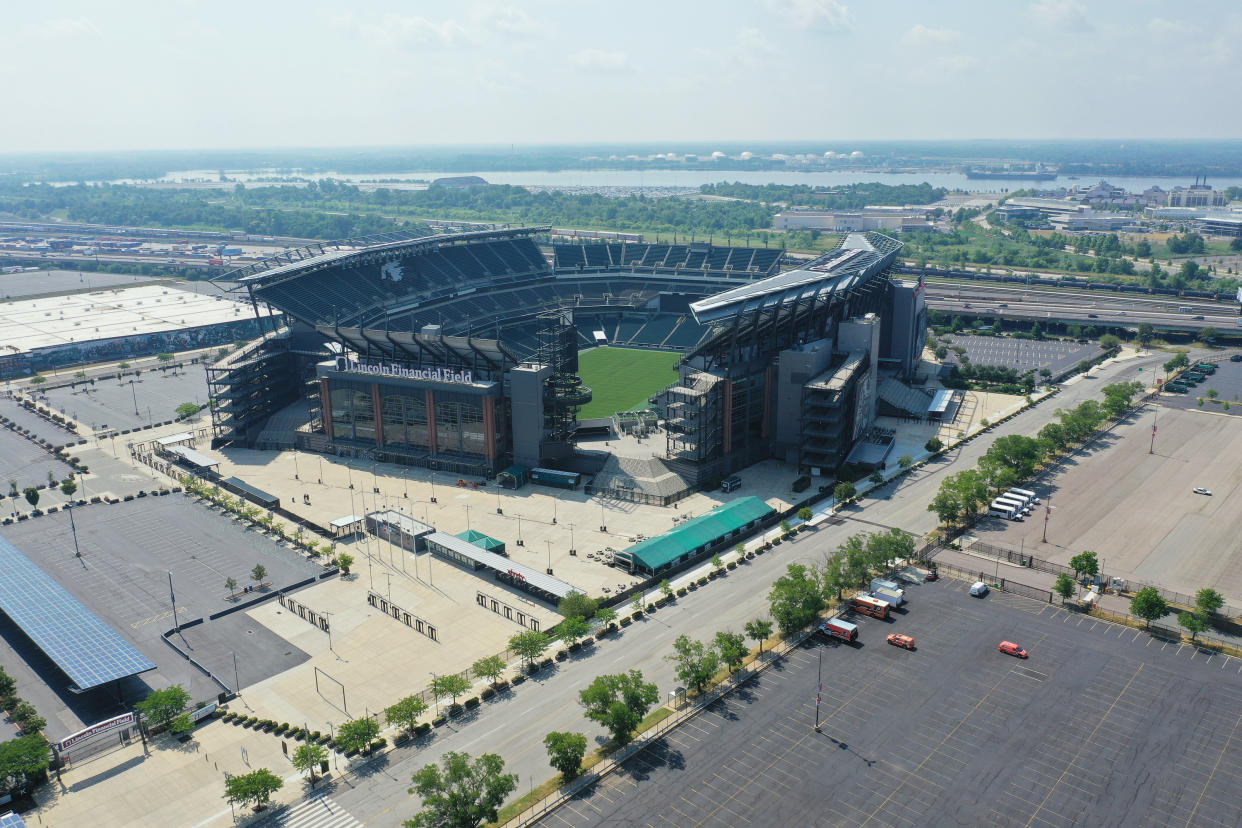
335;357;477;385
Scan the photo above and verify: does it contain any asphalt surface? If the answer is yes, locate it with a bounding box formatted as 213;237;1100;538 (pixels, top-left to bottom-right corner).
0;496;322;740
0;397;80;444
535;575;1242;828
38;366;211;431
1158;358;1242;415
0;269;156;299
0;427;74;495
938;332;1101;375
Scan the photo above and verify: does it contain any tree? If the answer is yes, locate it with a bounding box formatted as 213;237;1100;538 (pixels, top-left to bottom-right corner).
797;506;813;522
431;673;471;706
595;606;618;629
1099;333;1121;350
1068;551;1099;582
136;685;191;729
924;436;943;453
336;552;353;575
578;670;659;745
544;731;588;781
335;717;380;754
833;481;856;504
1054;573;1075;603
175;402;201;419
898;454;914;469
406;751;517;828
291;742;328;785
1130;586;1170;629
509;630;550;671
0;667;14;700
711;553;725;573
157;352;175;363
250;563;267;586
472;655;506;686
0;734;51;796
869;470;884;485
630;592;644;615
558;590;598;620
1195;588;1225;621
225;576;238;598
1197;327;1218;344
1178;612;1208;643
745;618;773;654
1137;322;1154;345
60;478;77;497
667;634;720;694
223;768;284;811
714;630;748;678
386;695;429;733
558;615;590;647
767;564;825;637
22;488;37;509
866;528;914;570
658;579;673;600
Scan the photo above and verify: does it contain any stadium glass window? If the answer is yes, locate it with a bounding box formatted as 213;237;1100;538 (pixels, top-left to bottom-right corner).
404;395;429;447
353;389;376;442
331;387;355;438
460;403;485;455
381;394;408;446
436;401;461;454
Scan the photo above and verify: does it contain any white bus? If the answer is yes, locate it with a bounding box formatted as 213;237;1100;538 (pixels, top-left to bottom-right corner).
1008;488;1040;504
989;500;1022;521
995;495;1032;516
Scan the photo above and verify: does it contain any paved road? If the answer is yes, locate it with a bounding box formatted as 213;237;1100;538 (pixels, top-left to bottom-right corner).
309;348;1174;825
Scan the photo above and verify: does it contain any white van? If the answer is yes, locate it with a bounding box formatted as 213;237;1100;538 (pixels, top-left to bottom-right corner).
970;581;990;597
988;500;1022;521
1008;488;1040;504
995;495;1032;516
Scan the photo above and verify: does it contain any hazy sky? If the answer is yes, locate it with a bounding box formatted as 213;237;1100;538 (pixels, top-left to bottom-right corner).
3;0;1239;153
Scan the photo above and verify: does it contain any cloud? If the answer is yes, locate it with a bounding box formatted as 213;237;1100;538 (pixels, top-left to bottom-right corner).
1147;18;1189;37
568;49;629;72
469;4;539;37
350;14;473;49
23;17;101;38
938;54;978;73
1028;0;1093;33
767;0;852;32
737;27;778;58
902;24;962;46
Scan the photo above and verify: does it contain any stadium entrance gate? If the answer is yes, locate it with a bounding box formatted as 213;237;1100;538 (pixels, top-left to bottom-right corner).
54;712;140;769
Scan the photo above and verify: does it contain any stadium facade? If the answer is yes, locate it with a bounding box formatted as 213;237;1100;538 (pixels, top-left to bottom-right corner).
210;226;924;493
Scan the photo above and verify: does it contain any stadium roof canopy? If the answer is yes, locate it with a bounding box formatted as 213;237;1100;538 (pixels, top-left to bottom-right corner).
620;496;775;574
216;226;551;290
689;232;902;324
0;537;155;692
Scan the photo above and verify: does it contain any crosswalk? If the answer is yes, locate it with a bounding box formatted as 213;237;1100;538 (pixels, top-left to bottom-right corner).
272;794;364;828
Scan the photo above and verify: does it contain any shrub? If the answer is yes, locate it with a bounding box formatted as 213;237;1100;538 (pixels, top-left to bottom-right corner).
432;715;447;727
512;674;527;685
415;722;431;736
620;617;632;627
465;697;480;709
369;738;386;752
698;577;708;585
447;703;464;717
727;561;738;570
556;650;568;660
677;587;688;596
480;687;495;701
311;731;322;741
540;657;554;668
494;679;510;691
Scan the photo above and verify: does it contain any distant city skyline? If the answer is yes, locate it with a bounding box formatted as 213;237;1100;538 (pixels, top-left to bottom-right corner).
2;0;1239;154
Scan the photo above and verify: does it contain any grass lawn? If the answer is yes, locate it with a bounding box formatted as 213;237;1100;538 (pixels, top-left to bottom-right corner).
576;347;681;420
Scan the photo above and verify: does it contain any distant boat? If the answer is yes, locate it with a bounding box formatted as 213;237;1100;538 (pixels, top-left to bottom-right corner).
964;169;1058;181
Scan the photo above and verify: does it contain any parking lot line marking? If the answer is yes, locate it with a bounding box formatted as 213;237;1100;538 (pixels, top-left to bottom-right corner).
1022;663;1144;828
1182;709;1242;828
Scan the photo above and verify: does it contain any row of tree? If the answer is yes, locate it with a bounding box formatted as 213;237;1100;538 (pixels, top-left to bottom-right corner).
928;382;1145;528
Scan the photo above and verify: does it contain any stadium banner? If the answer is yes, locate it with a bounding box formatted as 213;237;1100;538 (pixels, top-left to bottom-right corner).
59;712;136;751
335;357;475;385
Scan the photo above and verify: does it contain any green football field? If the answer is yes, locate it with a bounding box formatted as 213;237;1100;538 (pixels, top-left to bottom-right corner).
576;347;682;420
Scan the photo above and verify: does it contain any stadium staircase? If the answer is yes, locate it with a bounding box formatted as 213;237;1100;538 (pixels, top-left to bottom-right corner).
253;399;315;450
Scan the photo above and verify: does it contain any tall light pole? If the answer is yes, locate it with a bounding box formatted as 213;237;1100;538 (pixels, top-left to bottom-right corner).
1149;407;1158;454
130;379;139;416
293;450;300;480
67;503;82;558
168;571;180;633
546;540;552;575
516;514;523;546
429;672;439;716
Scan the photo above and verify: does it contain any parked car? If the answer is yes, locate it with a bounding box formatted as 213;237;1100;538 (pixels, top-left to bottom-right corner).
1230;354;1242;362
998;640;1028;659
1193;487;1213;496
970;581;989;597
886;633;916;650
925;570;939;582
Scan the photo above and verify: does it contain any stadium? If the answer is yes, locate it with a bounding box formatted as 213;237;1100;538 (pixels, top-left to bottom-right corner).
209;226;927;502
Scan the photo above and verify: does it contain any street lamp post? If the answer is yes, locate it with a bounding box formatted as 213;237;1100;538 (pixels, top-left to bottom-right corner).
546;540;552;575
294;450;300;480
429;672;439;716
600;503;607;533
130;379;139;416
516;514;523;546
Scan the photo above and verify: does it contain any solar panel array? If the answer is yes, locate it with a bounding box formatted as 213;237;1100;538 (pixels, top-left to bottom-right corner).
0;812;27;828
0;536;156;691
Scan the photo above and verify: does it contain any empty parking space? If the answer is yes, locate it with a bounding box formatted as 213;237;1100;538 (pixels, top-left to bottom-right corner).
537;575;1242;827
0;496;321;739
939;333;1102;376
0;269;156;300
0;427;73;493
38;367;209;431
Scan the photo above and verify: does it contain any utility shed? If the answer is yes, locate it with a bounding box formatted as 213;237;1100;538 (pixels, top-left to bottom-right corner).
614;496;774;575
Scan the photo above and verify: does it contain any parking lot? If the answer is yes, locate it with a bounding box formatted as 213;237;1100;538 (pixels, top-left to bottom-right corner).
975;401;1242;604
38;366;210;431
1158;356;1242;417
939;333;1102;376
0;496;323;739
0;427;73;495
0;397;79;444
538;575;1242;827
